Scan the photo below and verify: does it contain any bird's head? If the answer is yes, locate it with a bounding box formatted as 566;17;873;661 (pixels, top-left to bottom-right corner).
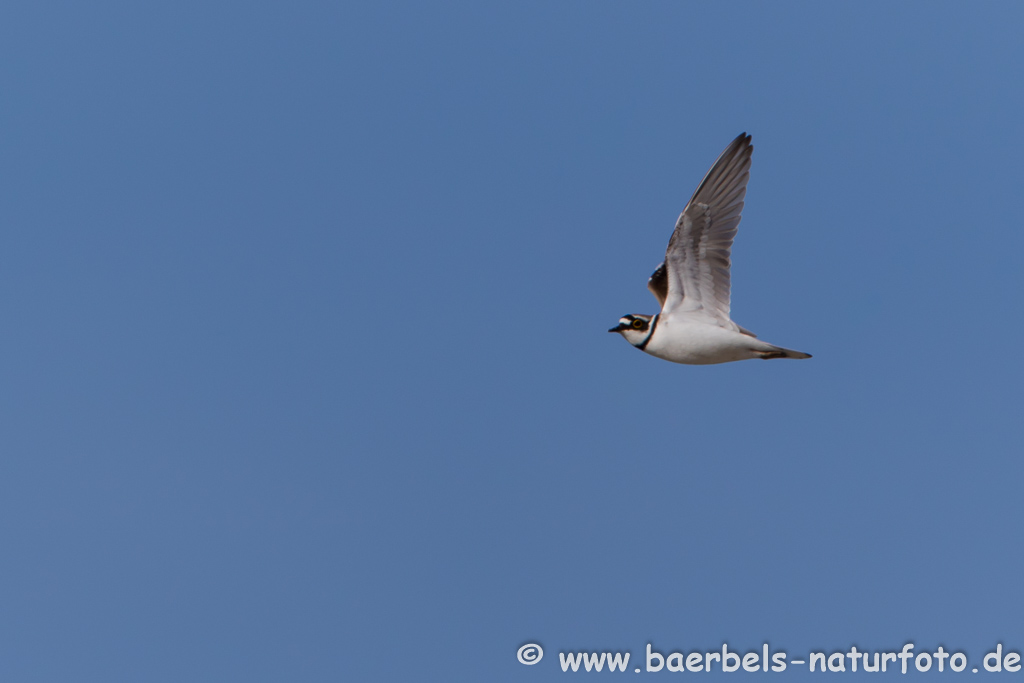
608;314;654;347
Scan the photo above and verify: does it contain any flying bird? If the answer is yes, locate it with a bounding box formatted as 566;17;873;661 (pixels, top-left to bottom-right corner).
609;133;811;364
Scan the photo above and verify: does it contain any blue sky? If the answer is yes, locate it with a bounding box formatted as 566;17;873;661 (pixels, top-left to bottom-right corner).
2;2;1023;681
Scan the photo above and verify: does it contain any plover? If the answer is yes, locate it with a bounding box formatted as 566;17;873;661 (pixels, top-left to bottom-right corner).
609;133;811;364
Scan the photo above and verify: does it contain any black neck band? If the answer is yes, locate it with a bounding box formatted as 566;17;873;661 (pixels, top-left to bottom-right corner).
636;314;658;351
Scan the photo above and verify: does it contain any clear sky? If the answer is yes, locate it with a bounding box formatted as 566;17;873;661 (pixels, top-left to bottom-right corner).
2;2;1023;681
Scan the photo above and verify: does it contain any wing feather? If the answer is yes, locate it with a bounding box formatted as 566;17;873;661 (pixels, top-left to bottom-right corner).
661;133;753;328
647;262;668;307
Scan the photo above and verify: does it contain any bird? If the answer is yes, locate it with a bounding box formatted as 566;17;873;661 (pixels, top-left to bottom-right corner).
609;133;811;365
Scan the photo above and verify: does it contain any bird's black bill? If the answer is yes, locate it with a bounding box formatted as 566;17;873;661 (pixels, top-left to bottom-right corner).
608;324;626;333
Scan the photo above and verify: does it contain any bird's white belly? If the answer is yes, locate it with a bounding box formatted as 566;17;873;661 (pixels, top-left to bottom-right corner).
644;319;762;365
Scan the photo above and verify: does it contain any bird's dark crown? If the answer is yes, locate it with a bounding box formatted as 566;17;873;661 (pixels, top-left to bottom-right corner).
608;314;651;333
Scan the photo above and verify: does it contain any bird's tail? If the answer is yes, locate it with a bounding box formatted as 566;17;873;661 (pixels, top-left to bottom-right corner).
757;345;812;360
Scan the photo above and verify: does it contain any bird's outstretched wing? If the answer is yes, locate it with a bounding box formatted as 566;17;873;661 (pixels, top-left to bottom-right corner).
647;262;668;307
661;133;753;328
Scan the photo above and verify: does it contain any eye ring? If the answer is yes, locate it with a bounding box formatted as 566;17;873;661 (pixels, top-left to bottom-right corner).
631;319;644;329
